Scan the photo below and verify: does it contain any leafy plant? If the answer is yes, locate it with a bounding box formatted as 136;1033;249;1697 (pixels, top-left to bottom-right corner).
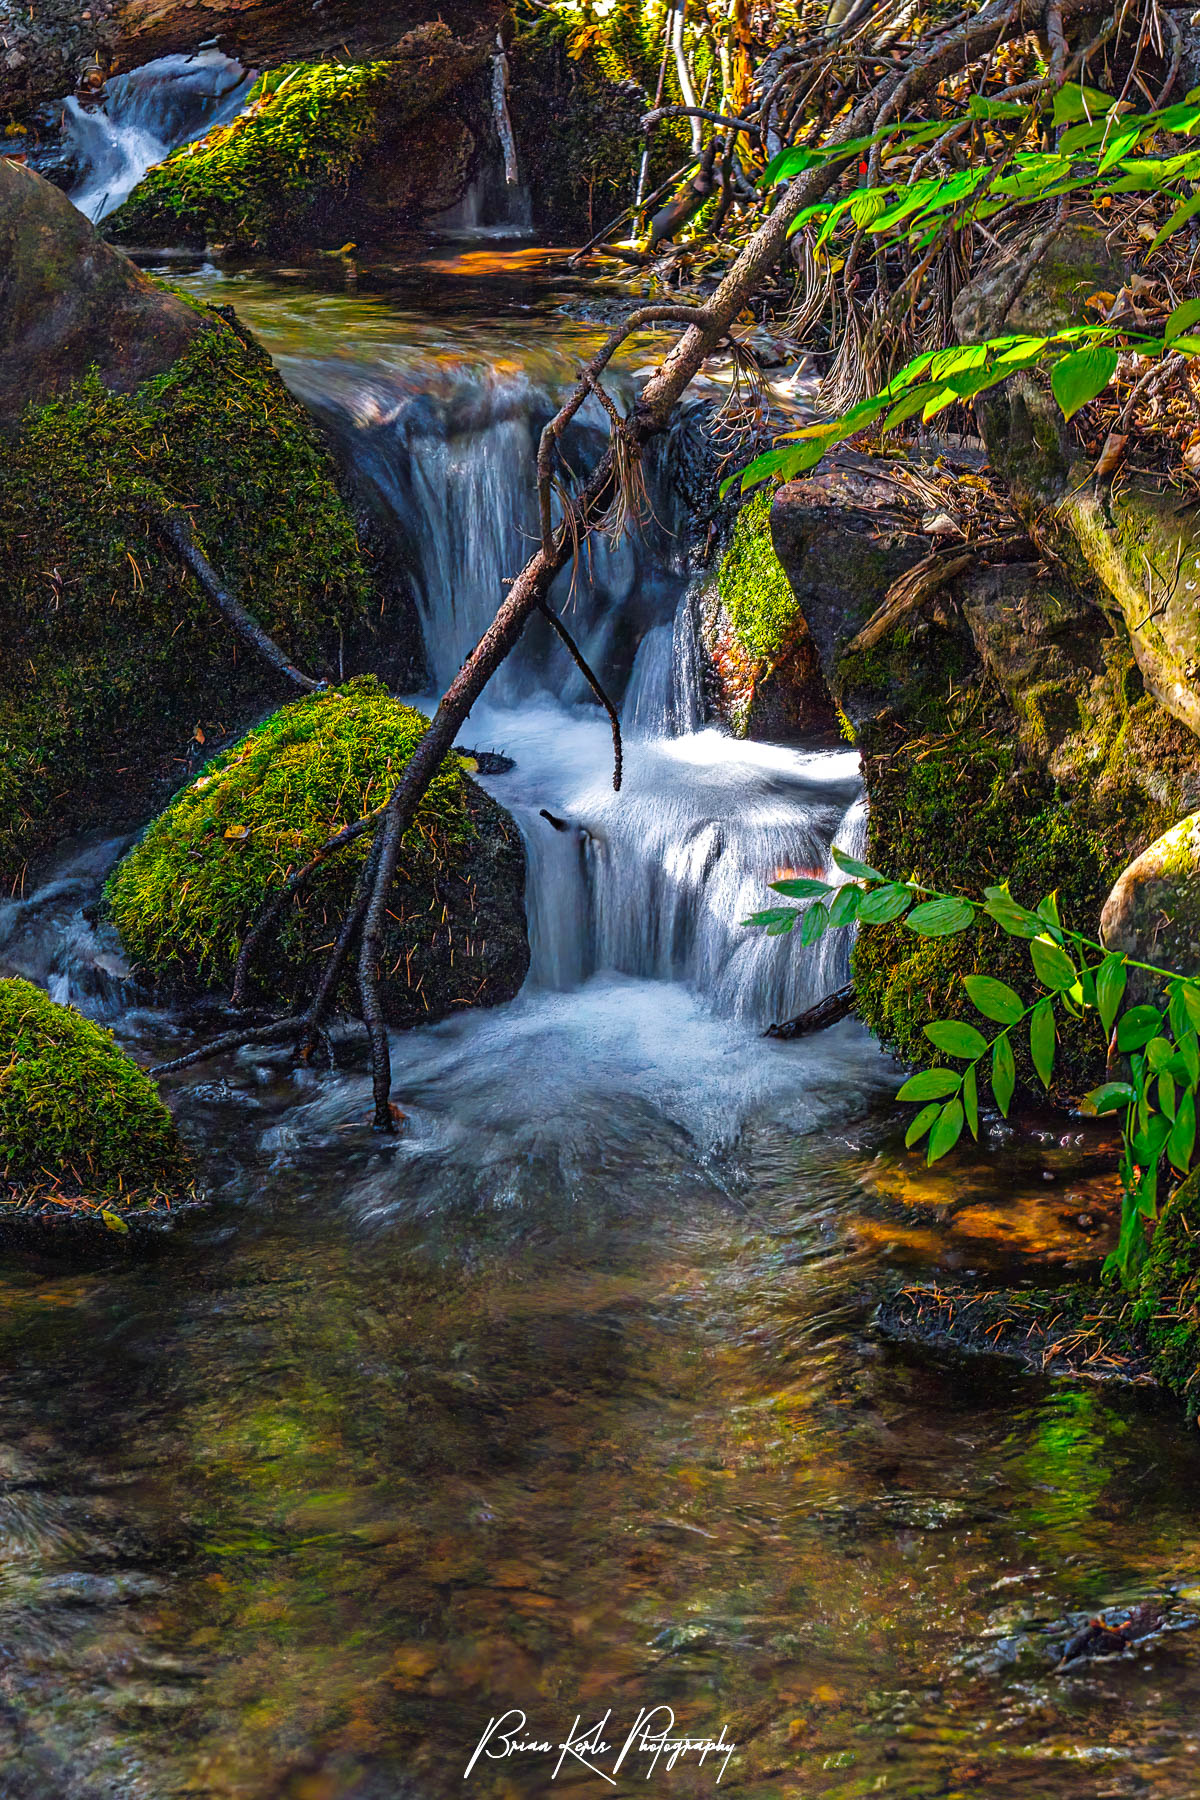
747;849;1200;1287
727;81;1200;495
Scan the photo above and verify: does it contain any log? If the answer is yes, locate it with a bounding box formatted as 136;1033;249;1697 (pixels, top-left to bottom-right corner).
765;983;855;1040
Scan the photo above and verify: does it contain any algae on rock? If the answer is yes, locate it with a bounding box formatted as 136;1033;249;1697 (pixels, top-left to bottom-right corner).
106;678;530;1027
0;977;187;1205
0;319;376;890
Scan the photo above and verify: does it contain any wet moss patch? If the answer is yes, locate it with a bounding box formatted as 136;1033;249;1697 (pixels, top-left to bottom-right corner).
1131;1166;1200;1414
0;977;187;1209
717;491;803;664
876;1281;1155;1386
106;678;530;1026
0;319;373;889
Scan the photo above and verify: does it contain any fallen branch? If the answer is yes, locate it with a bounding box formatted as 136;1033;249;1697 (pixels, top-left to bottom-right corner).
538;601;623;791
843;547;977;655
152;506;325;694
765;982;855;1039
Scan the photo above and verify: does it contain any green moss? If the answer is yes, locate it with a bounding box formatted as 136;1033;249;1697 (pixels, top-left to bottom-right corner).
107;678;468;993
717;491;802;663
1132;1166;1200;1414
0;321;371;886
0;978;186;1204
105;678;530;1027
850;717;1120;1097
107;61;399;251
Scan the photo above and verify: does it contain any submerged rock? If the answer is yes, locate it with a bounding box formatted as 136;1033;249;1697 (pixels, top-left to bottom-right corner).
105;31;491;253
105;678;529;1027
0;976;187;1208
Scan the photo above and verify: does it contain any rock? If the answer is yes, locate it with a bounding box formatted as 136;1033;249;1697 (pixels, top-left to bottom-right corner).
0;166;385;888
698;490;836;740
952;223;1127;344
0;975;188;1206
105;27;492;252
105;678;530;1027
1100;811;1200;997
0;157;201;421
0;0;503;119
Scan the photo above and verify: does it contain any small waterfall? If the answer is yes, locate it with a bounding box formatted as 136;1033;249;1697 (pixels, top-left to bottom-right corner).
429;35;532;237
0;836;138;1017
64;51;254;223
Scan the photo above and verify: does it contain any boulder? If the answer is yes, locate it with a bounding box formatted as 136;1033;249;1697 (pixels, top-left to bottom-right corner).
105;28;492;252
105;679;530;1026
0;976;187;1207
1101;811;1200;996
0;164;387;888
0;155;201;421
0;0;503;119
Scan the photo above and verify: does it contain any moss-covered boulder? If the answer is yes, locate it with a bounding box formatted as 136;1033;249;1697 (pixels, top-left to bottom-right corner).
770;461;1200;1093
105;32;488;253
1132;1164;1200;1413
0;977;187;1207
105;679;529;1026
1101;810;1200;1006
699;491;835;740
0;314;383;889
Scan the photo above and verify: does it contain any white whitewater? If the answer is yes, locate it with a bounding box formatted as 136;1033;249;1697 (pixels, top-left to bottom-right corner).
65;51;253;224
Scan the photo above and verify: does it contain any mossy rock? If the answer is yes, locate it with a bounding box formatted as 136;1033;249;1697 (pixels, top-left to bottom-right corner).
106;37;485;253
700;492;835;740
0;977;187;1207
105;678;530;1026
0;319;376;888
1132;1165;1200;1414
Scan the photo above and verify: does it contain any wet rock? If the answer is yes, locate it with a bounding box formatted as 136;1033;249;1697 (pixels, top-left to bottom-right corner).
952;223;1127;345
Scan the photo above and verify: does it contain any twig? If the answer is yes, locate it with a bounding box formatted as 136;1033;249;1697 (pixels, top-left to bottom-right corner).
539;601;623;791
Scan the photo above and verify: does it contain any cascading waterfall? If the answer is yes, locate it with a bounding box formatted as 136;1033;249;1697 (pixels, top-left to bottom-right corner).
64;51;254;224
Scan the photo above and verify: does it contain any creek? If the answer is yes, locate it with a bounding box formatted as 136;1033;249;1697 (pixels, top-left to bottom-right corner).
3;247;1200;1798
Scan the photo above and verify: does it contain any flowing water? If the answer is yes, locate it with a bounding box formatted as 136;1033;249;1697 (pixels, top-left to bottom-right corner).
4;249;1200;1798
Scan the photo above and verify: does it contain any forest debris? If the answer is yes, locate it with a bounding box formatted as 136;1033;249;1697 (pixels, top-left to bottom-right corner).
765;982;855;1039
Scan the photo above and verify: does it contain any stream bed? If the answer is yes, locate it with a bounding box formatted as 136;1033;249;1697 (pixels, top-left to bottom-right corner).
3;249;1200;1799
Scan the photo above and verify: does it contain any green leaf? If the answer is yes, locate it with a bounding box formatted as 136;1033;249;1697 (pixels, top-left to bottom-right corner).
904;897;975;937
1182;982;1200;1034
924;1019;989;1059
963;1064;979;1140
1052;82;1121;126
1083;1080;1135;1115
743;907;797;927
830;844;885;881
1178;1028;1200;1089
1030;997;1056;1088
1117;1005;1164;1052
1145;1034;1176;1072
896;1067;962;1102
1166;296;1200;342
1150;187;1200;252
981;889;1044;938
827;883;861;927
1030;934;1079;992
766;915;796;936
928;1098;965;1164
1169;1087;1197;1173
962;974;1025;1024
1158;1069;1178;1120
857;882;913;924
771;877;832;898
905;1101;941;1147
1050;345;1118;421
800;902;830;946
101;1209;129;1234
991;1033;1016;1118
1095;953;1127;1035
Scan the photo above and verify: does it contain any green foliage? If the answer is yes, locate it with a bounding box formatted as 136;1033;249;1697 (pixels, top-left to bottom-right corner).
715;490;801;662
0;977;186;1204
106;678;471;996
108;60;399;249
0;322;371;883
728;80;1200;496
746;845;1200;1290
